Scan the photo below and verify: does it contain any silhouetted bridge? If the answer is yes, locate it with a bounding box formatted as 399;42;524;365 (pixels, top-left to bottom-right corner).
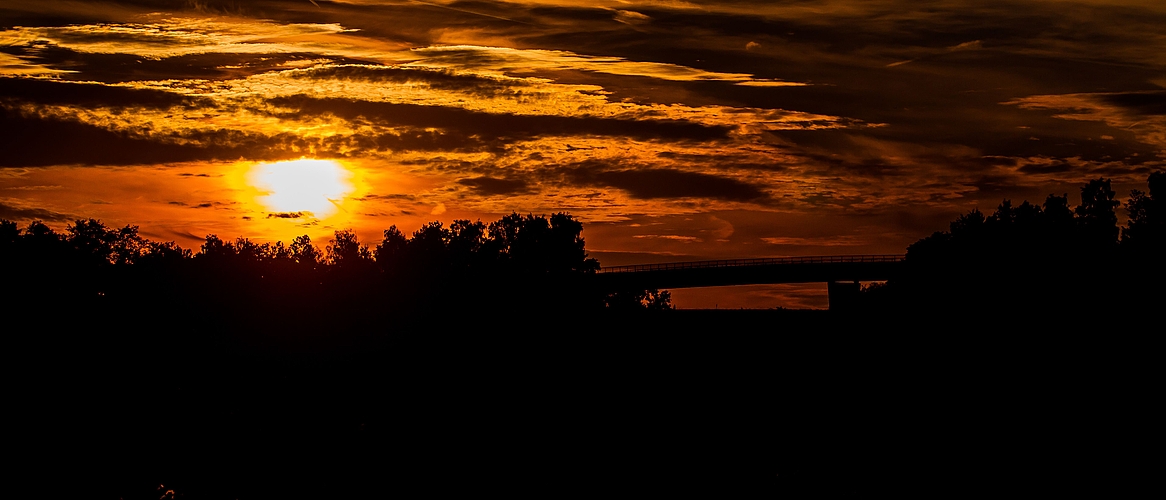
594;254;906;310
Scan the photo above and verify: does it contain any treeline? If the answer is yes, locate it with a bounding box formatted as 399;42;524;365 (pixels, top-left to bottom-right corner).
862;171;1163;320
1;212;669;335
5;172;1160;327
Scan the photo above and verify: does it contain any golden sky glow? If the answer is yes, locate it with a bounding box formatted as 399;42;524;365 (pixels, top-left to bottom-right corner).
2;0;1164;308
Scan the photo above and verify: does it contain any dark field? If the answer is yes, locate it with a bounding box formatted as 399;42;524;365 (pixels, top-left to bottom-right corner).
12;308;1155;499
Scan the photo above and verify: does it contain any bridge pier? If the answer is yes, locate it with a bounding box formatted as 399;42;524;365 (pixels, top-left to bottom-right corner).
827;280;861;312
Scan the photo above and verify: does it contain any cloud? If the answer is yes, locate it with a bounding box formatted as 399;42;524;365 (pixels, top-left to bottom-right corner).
2;17;361;60
289;64;525;94
1005;91;1166;151
613;10;651;26
268;95;734;143
1095;91;1166;117
1016;157;1074;174
565;162;769;201
4;44;347;83
0;52;73;76
948;40;982;51
0;201;73;222
734;80;807;87
760;235;866;247
632;234;700;242
0;77;206;109
457;177;530;196
408;45;806;85
0;107;226;167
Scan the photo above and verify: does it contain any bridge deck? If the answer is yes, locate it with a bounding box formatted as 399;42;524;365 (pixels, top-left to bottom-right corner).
594;254;905;290
598;254;903;274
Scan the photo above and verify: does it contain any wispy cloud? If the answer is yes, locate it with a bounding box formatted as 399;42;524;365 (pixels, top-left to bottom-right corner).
1005;91;1166;152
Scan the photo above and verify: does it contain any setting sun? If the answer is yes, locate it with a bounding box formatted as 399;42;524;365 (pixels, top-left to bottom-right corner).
248;159;355;218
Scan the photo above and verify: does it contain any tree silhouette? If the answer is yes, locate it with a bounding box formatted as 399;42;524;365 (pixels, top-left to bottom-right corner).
0;210;667;320
1075;178;1120;250
66;218;121;266
373;225;407;274
405;221;452;273
864;173;1161;320
1122;171;1163;254
487;212;599;276
290;234;321;267
0;219;17;246
448;219;490;273
199;234;233;260
1042;193;1075;230
325;229;372;268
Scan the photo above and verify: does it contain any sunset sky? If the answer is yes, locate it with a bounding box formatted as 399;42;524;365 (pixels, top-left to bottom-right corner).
3;0;1164;308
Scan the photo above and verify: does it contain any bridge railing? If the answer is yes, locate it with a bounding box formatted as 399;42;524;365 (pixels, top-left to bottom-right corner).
596;254;905;274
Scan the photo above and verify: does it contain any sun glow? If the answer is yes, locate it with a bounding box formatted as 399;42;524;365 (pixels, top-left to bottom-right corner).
248;159;355;218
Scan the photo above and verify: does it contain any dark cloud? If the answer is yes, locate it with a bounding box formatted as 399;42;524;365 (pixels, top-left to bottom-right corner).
0;107;207;167
497;0;1164;180
320;128;487;153
292;65;520;95
457;177;529;196
267;212;307;218
0;77;207;109
0;107;298;167
248;0;534;47
963;175;1053;203
354;193;415;201
3;43;351;84
269;95;732;143
1017;159;1074;175
168;201;224;208
772;118;1159;182
1095;91;1166;116
565;161;768;201
656;151;789;172
0;202;73;222
0;0;285;19
0;0;156;27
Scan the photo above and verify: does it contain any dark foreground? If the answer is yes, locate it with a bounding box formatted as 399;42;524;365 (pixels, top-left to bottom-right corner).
12;308;1156;499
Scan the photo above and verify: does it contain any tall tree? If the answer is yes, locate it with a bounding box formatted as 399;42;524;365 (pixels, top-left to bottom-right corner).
66;218;120;265
290;234;321;267
373;226;406;273
326;229;372;267
1075;178;1119;248
1122;171;1163;253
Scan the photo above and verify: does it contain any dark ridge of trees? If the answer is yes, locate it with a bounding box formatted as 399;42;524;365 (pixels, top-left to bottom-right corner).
1;212;669;338
859;171;1164;322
